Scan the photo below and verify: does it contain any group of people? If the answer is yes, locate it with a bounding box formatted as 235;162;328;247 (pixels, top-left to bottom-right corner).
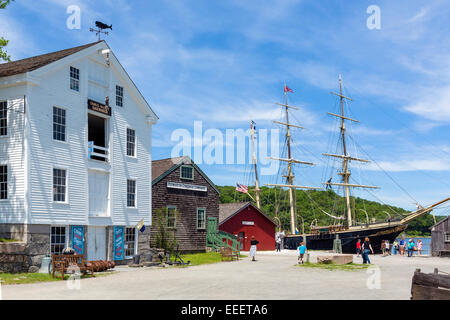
250;233;424;263
392;237;423;257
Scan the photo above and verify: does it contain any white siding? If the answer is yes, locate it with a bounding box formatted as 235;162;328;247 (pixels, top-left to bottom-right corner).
0;85;26;223
0;42;155;227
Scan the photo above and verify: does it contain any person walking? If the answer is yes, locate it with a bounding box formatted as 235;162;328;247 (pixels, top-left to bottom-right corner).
399;236;406;256
275;233;281;252
417;239;423;256
385;240;391;256
381;241;386;256
361;237;374;264
393;239;399;255
407;239;415;257
250;236;259;262
297;242;307;264
356;239;361;257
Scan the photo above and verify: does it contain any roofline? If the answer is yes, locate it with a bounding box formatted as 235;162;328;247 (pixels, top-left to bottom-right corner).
430;216;449;230
219;202;277;226
152;156;220;194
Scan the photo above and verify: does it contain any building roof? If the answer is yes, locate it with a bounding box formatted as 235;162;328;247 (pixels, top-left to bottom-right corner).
0;41;102;78
152;156;219;194
430;216;450;230
219;202;277;226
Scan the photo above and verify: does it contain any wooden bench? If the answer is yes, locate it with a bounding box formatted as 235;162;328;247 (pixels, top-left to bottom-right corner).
220;247;239;262
51;254;94;280
411;268;450;300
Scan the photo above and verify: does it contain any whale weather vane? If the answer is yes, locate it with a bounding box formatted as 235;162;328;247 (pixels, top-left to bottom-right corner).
90;21;112;41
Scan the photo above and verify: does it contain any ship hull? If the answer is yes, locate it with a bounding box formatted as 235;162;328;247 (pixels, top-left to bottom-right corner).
284;224;407;253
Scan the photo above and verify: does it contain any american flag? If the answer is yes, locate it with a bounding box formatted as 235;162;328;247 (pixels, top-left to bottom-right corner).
236;183;248;194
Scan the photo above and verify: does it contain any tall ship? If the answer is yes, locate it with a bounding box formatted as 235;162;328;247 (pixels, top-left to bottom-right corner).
249;76;449;253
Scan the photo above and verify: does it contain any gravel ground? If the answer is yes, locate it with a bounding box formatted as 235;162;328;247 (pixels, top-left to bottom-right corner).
2;251;449;300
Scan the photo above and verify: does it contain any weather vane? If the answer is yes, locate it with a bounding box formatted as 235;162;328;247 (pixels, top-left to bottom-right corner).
90;21;112;41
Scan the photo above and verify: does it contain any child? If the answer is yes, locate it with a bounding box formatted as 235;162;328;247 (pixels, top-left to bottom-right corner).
356;239;361;257
417;239;422;256
298;242;307;264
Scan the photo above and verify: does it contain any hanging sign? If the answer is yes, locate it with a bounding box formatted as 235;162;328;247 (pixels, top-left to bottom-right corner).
113;226;124;260
88;99;111;116
71;226;84;255
242;221;254;226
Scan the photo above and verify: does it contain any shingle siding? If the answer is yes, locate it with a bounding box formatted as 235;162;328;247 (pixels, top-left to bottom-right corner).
151;164;219;252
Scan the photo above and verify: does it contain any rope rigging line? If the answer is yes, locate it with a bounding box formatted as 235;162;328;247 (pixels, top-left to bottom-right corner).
348;135;418;204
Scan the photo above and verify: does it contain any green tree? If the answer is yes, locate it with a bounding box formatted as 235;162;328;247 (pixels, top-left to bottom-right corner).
216;185;440;236
152;208;178;255
0;0;14;62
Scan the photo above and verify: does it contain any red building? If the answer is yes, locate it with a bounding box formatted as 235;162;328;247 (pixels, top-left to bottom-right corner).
219;202;276;251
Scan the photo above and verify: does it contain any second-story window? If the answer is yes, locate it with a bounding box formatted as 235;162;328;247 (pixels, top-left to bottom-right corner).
70;66;80;92
53;107;66;142
0;101;7;136
53;168;67;202
127;128;136;157
116;85;123;107
127;179;136;207
180;165;194;180
0;165;7;200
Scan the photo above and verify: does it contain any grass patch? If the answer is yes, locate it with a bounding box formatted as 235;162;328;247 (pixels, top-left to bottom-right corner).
0;271;116;285
0;238;19;243
295;262;371;271
178;252;246;267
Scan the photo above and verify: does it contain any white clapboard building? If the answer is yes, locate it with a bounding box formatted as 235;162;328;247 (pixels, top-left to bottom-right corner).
0;41;158;266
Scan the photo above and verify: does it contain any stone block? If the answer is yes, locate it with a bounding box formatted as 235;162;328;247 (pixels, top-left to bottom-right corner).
317;254;353;265
0;242;26;254
28;266;40;273
25;243;49;255
317;256;333;264
332;254;353;265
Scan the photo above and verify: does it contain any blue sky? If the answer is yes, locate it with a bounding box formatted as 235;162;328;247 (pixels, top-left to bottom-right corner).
1;0;449;213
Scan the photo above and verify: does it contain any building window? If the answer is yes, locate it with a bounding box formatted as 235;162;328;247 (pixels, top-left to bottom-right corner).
126;128;136;157
53;168;67;202
446;233;450;243
51;226;66;255
0;101;7;136
197;208;206;229
70;66;80;92
167;206;177;228
0;165;7;200
180;165;194;180
116;85;123;107
127;179;136;207
124;227;136;257
53;107;66;141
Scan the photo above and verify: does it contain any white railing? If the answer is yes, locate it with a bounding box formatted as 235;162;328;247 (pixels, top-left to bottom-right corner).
88;141;108;162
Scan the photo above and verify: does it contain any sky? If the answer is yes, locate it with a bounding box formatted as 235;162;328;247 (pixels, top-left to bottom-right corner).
1;0;449;214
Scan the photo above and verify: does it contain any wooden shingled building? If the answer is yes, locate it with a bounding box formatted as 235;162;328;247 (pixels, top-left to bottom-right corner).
151;156;219;252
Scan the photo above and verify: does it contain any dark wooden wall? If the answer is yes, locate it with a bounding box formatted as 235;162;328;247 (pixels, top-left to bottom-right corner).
151;165;219;252
431;217;450;256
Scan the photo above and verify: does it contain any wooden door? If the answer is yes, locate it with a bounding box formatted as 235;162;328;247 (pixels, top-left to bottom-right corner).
87;226;106;260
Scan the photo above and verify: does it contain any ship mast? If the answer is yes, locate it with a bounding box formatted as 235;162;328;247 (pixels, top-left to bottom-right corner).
266;84;319;234
250;120;261;209
323;74;379;226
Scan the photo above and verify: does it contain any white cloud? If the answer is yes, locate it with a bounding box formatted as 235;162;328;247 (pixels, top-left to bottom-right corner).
366;159;450;172
404;86;450;122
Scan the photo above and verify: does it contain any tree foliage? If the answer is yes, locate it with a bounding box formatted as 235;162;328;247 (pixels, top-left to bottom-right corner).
217;185;443;236
152;207;178;255
0;0;14;62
